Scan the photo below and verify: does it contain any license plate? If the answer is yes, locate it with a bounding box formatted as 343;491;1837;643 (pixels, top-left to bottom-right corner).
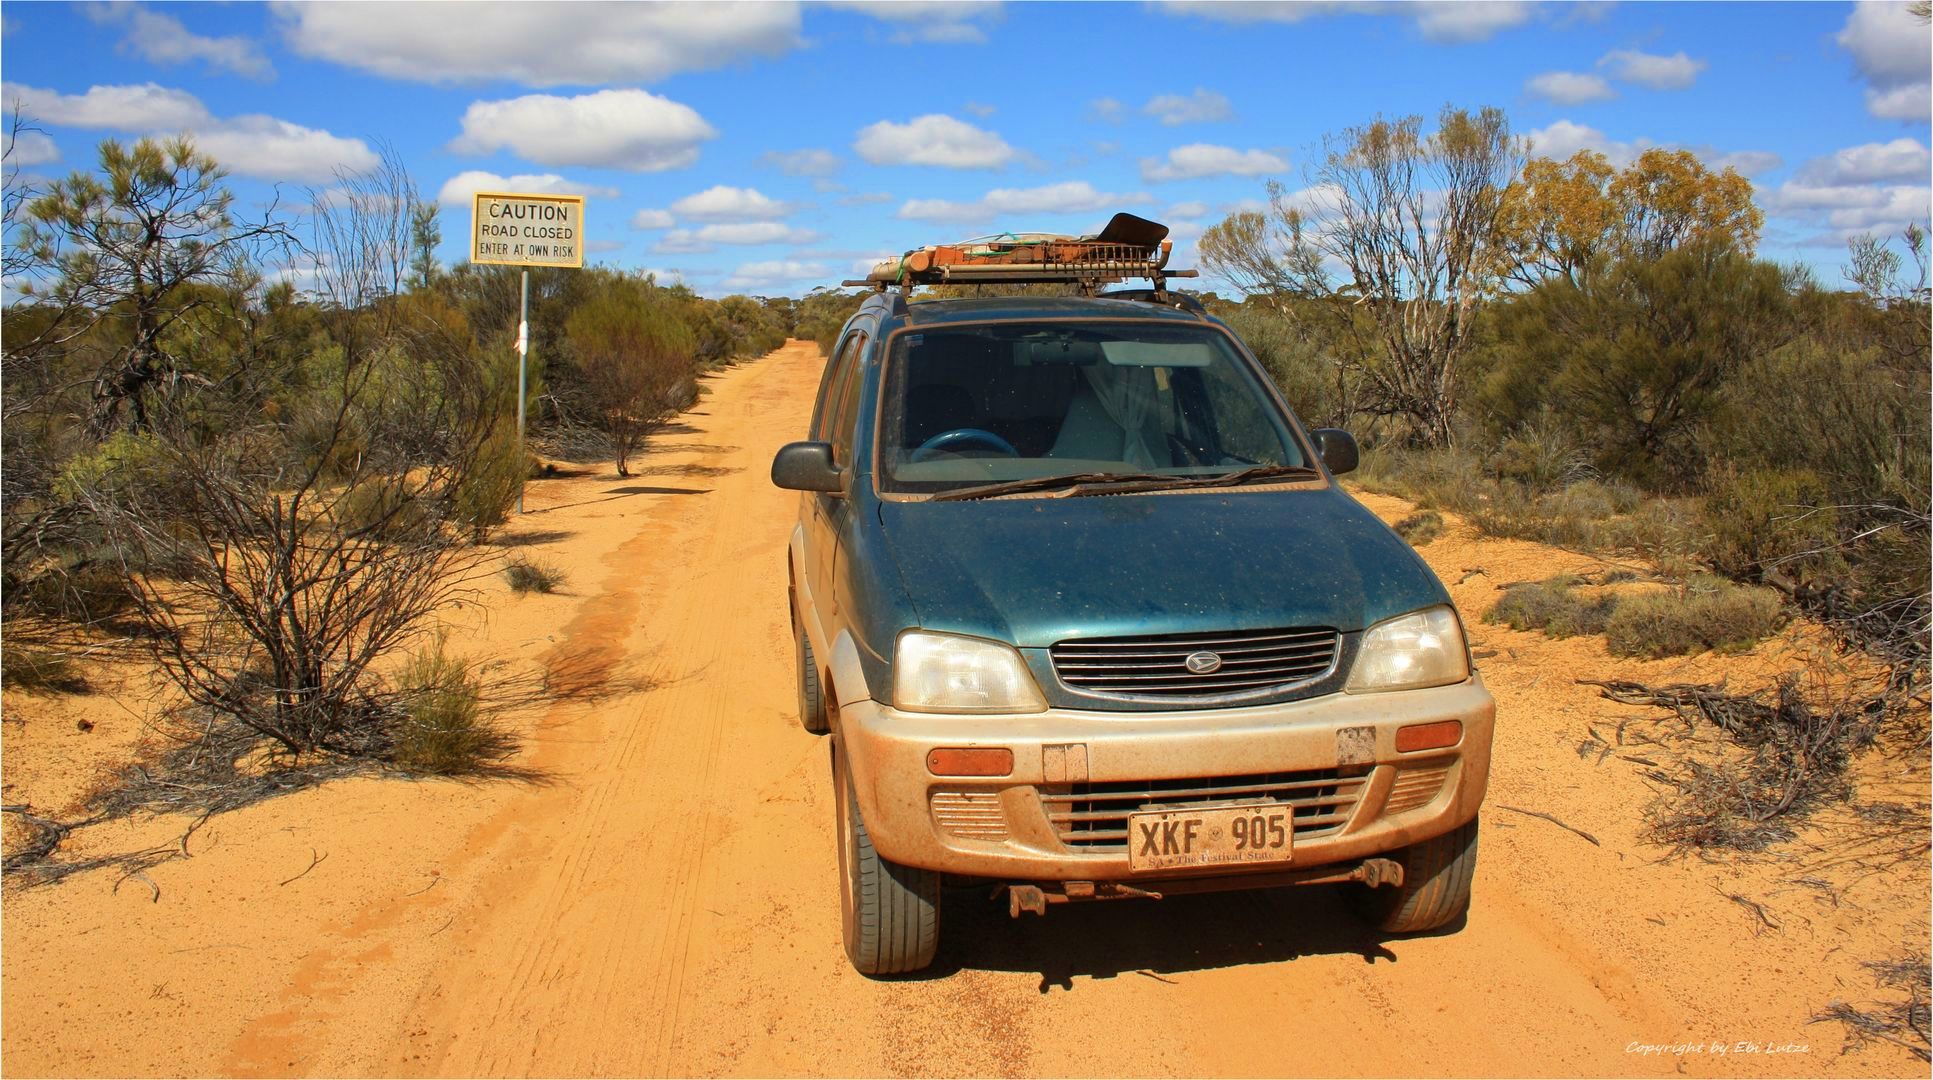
1127;803;1294;873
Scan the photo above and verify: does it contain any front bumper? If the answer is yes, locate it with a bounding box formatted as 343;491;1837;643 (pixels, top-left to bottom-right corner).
837;676;1495;882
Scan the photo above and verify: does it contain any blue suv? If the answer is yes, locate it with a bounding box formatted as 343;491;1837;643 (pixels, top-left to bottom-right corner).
774;289;1494;975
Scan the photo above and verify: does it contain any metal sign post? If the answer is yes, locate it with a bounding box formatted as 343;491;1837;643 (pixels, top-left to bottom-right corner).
469;191;585;513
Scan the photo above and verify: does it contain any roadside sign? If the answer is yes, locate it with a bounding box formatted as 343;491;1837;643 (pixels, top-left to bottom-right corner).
470;191;585;268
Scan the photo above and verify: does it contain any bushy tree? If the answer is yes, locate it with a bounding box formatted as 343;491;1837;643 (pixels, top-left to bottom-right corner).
1201;106;1524;447
561;272;698;476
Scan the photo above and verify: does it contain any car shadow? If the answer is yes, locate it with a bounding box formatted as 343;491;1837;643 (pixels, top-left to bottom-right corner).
918;885;1454;992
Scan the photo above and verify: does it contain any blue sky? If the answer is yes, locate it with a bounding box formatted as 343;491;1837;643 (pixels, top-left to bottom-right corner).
4;1;1929;297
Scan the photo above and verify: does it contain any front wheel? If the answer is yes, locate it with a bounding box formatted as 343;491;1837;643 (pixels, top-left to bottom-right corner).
793;597;828;734
833;741;940;975
1346;817;1478;934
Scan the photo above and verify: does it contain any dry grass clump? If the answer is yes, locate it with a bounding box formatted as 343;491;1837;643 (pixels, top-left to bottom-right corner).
1604;576;1787;658
387;640;516;776
504;556;565;594
1483;576;1617;639
1;647;91;694
1392;510;1443;546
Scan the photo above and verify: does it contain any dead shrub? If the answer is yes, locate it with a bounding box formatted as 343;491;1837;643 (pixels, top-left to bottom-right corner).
388;640;516;776
1811;957;1932;1063
1586;677;1892;853
504;556;565;594
1484;576;1616;638
1;647;90;694
1604;575;1788;658
1393;510;1443;546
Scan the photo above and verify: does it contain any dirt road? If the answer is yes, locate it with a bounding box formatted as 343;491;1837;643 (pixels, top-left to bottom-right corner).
4;341;1925;1078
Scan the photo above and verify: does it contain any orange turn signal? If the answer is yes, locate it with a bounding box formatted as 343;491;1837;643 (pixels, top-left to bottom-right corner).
1395;720;1463;753
926;747;1014;777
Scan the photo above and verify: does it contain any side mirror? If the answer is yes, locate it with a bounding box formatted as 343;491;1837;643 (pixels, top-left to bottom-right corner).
771;441;844;493
1309;428;1359;476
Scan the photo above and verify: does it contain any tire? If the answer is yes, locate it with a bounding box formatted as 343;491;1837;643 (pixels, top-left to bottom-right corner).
833;741;940;975
1347;816;1478;934
794;598;829;735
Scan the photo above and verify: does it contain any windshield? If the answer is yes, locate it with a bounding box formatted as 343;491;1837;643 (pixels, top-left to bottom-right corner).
876;321;1307;494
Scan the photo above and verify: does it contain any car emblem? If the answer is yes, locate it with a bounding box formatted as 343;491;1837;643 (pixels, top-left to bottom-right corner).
1184;650;1223;675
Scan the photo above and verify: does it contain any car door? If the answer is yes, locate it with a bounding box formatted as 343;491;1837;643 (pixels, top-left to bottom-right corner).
805;326;869;636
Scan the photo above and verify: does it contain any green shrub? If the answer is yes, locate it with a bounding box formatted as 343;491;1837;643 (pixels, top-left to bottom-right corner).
1604;576;1789;658
452;423;529;541
1393;510;1443;546
1;647;91;693
335;482;429;538
504;557;564;594
1483;576;1616;638
1702;467;1841;583
387;639;515;775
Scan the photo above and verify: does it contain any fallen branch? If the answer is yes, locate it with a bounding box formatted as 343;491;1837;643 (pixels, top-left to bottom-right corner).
1710;882;1780;933
1499;804;1600;846
277;848;328;886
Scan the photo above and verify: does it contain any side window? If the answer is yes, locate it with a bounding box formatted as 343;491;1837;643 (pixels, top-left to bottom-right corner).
810;331;862;441
828;333;869;463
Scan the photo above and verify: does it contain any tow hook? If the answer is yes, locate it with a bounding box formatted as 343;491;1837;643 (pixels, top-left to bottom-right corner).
1006;881;1165;917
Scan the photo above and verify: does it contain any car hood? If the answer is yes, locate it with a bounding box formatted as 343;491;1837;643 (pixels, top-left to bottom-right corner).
874;487;1449;648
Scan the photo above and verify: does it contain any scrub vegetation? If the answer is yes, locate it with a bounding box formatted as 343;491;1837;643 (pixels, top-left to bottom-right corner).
0;131;807;824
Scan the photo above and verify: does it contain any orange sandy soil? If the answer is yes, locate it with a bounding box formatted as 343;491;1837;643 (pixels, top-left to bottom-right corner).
3;339;1927;1078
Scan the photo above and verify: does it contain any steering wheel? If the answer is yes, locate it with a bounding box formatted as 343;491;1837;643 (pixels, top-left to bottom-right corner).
909;428;1020;463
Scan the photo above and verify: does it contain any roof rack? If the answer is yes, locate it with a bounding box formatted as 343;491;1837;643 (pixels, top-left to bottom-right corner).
841;213;1199;302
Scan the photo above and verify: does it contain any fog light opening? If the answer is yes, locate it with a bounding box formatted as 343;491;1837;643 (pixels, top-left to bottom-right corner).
1394;720;1463;753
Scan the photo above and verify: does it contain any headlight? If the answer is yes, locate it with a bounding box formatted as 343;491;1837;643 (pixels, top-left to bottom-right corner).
1345;606;1469;693
893;631;1047;713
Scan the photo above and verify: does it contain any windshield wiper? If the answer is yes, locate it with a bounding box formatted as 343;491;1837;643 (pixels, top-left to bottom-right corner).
928;471;1174;502
928;464;1321;502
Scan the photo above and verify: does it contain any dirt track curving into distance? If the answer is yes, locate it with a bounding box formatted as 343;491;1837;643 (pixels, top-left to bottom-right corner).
4;340;1926;1078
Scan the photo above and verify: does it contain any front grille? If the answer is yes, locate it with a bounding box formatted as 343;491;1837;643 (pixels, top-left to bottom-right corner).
1040;768;1368;851
1050;627;1341;698
930;790;1008;840
1384;764;1450;815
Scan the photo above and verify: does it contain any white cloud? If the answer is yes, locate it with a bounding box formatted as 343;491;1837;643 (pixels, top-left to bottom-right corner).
1144;88;1233;126
436;170;619;207
1525;71;1615;105
1155;1;1535;43
82;2;274;79
895;180;1153;224
759;148;841;176
1796;138;1931;185
196;116;379;182
1526;121;1781;178
718;258;829;290
630;209;675;229
1837;2;1932;122
1598;49;1706;91
669;185;794;221
1867;82;1933;122
963;101;996;118
1140;143;1287;182
1087;97;1126;123
274;1;802;86
450;89;716;172
2;81;374;182
1166;201;1209;219
3;129;59;167
1524;119;1632;163
824;1;1004;44
656;222;822;250
837;191;895;206
3;81;209;129
853;114;1013;168
1763;181;1933;239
